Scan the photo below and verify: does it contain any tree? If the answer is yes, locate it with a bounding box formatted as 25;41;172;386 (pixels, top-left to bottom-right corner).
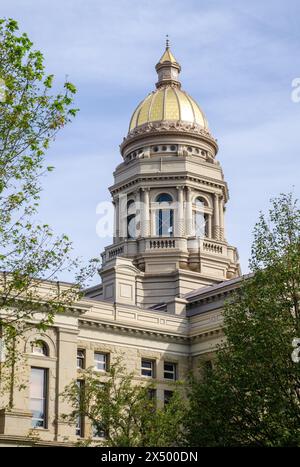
62;357;186;447
185;193;300;447
0;18;95;402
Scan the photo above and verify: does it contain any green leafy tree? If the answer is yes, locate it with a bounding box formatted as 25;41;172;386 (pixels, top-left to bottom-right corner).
62;357;186;447
0;18;96;403
185;193;300;447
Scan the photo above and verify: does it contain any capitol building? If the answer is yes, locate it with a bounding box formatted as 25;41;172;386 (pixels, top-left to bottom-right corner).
0;43;243;445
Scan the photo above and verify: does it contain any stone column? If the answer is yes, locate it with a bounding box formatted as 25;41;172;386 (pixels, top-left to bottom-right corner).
208;214;212;238
150;204;156;236
135;189;141;238
113;198;119;242
141;188;150;237
176;186;185;236
119;193;127;239
213;193;220;240
185;188;193;237
219;197;225;240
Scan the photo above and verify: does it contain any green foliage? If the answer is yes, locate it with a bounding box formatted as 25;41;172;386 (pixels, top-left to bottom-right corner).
0;18;97;402
62;357;187;447
185;193;300;447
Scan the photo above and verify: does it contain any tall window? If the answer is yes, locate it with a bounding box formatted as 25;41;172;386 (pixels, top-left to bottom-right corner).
127;200;136;239
94;352;108;372
194;197;209;238
164;390;174;406
30;367;47;428
155;193;174;237
76;380;84;437
77;349;85;369
0;326;5;363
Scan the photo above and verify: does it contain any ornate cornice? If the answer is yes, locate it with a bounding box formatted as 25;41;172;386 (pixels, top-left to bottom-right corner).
120;121;218;152
109;173;228;198
79;318;188;343
78;317;225;345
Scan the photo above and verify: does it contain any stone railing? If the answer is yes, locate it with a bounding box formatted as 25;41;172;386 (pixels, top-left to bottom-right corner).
108;246;124;259
149;239;176;249
202;240;223;255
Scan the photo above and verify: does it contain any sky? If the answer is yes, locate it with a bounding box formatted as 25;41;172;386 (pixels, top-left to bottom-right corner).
2;0;300;284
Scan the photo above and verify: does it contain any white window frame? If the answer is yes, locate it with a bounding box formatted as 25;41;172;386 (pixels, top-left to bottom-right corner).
94;352;108;372
163;361;177;380
141;358;155;378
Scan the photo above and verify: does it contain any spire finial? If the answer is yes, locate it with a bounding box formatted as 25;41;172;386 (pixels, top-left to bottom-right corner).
166;34;170;49
155;38;181;88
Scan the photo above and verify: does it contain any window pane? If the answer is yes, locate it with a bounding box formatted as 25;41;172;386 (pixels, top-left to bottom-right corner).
141;359;154;377
164;362;177;380
93;423;106;438
195;212;207;237
76;380;84;437
77;349;85;369
156;209;174;237
195;197;206;209
156;193;172;203
31;341;48;356
164;363;174;372
142;361;152;369
127;214;136;239
30;368;46;428
30;368;44;398
94;352;107;371
164;390;174;406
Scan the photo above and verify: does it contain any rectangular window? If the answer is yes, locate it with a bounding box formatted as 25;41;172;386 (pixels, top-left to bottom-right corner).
76;380;84;437
92;423;106;439
0;326;5;363
94;352;108;372
141;359;155;378
147;388;156;401
204;360;213;371
30;367;47;428
164;362;177;380
77;349;85;369
164;390;174;406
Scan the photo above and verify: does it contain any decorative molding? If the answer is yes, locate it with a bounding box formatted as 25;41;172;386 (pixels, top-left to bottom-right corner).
79;318;188;343
124;121;215;140
120;121;218;152
110;174;227;197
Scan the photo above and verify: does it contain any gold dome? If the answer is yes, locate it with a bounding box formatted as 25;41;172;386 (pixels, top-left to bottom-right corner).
128;43;208;133
129;86;208;132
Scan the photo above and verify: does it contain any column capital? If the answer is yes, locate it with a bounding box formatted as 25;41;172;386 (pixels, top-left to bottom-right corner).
176;185;184;191
141;187;150;192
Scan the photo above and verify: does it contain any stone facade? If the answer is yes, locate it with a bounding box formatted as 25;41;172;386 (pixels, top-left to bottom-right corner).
0;44;243;446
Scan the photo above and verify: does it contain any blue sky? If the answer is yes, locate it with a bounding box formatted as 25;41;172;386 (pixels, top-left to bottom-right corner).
2;0;300;283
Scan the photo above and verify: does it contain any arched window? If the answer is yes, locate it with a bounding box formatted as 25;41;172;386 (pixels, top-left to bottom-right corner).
155;193;174;237
195;197;206;209
127;200;136;239
156;193;173;203
194;197;209;238
31;340;48;356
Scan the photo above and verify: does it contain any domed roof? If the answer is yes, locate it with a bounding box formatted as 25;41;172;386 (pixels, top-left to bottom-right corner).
128;42;208;133
129;86;208;131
